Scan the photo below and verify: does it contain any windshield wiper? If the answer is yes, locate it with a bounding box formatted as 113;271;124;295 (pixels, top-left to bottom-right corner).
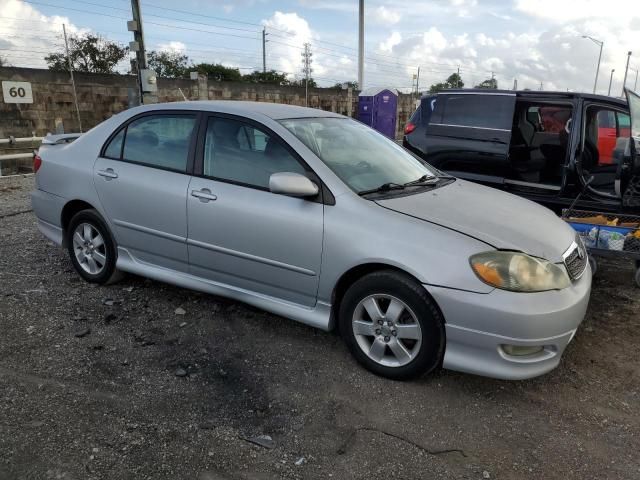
402;174;439;187
358;182;406;196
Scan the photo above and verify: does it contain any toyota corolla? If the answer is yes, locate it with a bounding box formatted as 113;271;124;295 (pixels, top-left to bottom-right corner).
31;101;591;380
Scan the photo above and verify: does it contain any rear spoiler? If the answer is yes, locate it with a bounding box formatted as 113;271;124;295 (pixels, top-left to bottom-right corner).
41;133;82;145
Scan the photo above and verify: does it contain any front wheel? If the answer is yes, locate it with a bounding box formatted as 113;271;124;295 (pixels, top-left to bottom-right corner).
339;270;445;380
66;209;120;284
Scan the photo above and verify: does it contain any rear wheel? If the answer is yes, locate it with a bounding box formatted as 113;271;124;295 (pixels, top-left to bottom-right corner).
66;209;120;284
339;270;445;380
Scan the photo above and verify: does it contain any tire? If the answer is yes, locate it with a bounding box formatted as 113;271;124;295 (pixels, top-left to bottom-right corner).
635;267;640;289
66;209;121;284
589;256;598;277
339;270;445;380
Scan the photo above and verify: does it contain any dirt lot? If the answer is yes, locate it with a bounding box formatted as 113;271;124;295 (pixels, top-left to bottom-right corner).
1;175;639;480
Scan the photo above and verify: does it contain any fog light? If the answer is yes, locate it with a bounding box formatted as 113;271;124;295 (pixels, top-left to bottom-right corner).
501;345;544;356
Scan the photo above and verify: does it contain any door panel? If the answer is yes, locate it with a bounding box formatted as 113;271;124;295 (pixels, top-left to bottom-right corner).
425;93;515;185
187;114;324;307
187;178;323;306
621;89;640;205
94;159;191;270
93;112;197;271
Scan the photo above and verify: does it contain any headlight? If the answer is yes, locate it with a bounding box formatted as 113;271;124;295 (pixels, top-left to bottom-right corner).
470;251;571;292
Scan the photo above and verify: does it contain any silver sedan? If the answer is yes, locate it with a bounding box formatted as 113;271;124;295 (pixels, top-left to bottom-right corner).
31;101;591;380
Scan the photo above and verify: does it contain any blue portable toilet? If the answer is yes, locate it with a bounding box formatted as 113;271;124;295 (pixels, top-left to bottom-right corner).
357;87;398;139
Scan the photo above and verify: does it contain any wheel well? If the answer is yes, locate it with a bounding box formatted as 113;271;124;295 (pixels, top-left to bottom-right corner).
61;200;94;238
331;263;425;327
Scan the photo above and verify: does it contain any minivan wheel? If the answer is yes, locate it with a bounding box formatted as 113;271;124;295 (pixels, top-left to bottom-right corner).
339;270;445;380
66;209;120;284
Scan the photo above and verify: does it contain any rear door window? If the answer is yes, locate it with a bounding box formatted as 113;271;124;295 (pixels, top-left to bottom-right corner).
433;94;515;130
122;115;196;172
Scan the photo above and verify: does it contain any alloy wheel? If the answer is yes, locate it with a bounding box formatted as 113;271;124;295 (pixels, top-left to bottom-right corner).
352;294;423;368
72;222;107;275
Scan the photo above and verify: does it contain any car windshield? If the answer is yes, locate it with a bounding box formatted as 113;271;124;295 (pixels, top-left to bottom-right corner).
279;117;436;193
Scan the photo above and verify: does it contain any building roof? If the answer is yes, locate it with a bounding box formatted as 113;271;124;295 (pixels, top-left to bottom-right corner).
359;87;399;97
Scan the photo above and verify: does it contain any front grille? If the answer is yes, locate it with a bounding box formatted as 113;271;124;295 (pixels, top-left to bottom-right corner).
564;235;588;280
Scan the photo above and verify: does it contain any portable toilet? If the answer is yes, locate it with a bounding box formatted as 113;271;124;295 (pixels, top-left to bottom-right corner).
357;87;398;139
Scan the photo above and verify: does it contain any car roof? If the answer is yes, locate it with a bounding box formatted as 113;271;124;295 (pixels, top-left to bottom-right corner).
424;89;628;106
129;100;345;120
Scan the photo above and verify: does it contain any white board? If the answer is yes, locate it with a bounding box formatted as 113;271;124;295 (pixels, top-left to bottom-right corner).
2;81;33;104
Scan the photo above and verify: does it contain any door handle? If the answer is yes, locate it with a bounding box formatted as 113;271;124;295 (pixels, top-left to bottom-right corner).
191;188;217;202
97;168;118;180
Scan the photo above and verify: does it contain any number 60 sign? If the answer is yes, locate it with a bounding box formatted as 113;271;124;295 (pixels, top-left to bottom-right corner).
2;81;33;104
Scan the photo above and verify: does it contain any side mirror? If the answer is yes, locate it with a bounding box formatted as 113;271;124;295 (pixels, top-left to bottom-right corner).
269;172;319;198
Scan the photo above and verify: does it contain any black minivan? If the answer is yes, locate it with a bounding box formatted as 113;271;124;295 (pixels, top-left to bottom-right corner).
403;89;640;214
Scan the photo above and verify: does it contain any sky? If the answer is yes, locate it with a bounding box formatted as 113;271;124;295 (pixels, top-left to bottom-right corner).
0;0;638;94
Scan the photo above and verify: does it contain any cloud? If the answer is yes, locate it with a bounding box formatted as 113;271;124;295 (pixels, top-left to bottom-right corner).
261;12;315;79
0;0;87;68
379;32;402;53
296;0;357;13
370;6;401;25
157;41;187;53
515;0;630;21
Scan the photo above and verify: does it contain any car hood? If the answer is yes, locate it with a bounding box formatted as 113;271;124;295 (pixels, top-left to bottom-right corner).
375;179;576;262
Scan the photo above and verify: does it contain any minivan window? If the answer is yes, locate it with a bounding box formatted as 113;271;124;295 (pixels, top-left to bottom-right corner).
280;117;435;193
121;115;196;172
434;94;514;130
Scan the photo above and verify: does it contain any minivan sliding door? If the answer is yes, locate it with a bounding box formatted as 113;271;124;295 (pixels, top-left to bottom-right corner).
425;93;515;187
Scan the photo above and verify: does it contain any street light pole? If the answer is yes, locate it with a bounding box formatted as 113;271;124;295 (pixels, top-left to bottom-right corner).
608;69;615;96
358;0;364;91
622;51;632;96
582;35;603;94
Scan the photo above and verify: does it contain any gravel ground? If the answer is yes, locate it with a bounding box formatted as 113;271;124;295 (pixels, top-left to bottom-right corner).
1;176;639;480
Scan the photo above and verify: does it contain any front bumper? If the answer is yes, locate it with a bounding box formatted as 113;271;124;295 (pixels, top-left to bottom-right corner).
428;264;592;380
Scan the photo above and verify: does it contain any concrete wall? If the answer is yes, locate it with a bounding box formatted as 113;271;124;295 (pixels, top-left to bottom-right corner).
0;67;415;140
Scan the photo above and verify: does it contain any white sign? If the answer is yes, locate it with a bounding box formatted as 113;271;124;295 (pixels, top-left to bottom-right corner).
2;81;33;104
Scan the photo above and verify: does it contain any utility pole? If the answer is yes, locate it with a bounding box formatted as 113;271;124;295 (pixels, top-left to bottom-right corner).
301;43;313;107
608;69;615;96
622;51;632;96
63;24;82;133
416;66;420;95
457;66;460;87
128;0;157;104
539;81;543;91
357;0;364;91
582;36;603;94
262;27;267;73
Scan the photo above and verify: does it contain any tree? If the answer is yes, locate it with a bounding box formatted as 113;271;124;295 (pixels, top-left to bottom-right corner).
148;50;190;78
45;34;128;74
475;77;498;89
194;63;242;82
428;73;464;93
333;81;359;90
242;69;290;85
0;55;7;67
288;78;318;88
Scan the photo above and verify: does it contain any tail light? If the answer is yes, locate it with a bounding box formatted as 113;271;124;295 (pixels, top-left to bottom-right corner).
33;153;42;173
404;122;416;135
